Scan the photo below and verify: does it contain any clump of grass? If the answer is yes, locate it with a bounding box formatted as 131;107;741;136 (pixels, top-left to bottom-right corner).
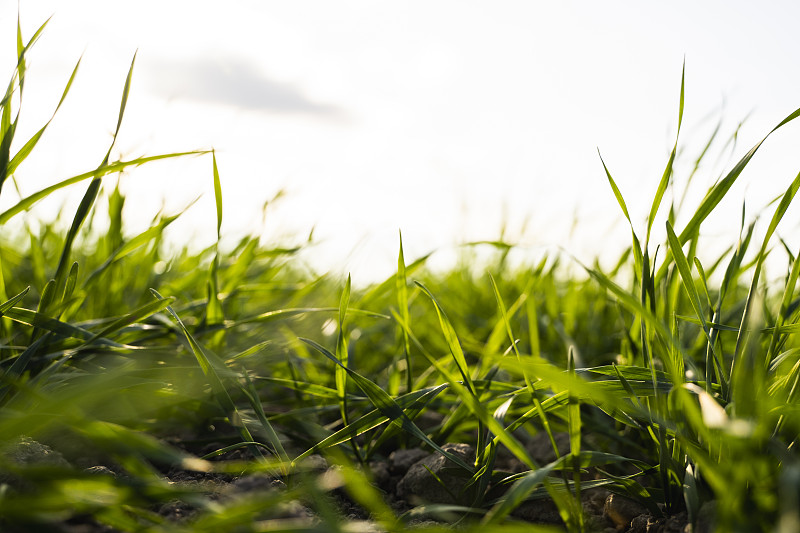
2;13;800;533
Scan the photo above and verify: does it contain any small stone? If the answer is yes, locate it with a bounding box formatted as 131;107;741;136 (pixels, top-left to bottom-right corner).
527;432;571;465
2;436;70;468
229;473;279;493
0;436;72;490
396;443;475;505
604;494;648;530
510;498;563;524
629;513;656;533
368;461;391;491
159;499;196;521
388;448;429;474
298;454;328;472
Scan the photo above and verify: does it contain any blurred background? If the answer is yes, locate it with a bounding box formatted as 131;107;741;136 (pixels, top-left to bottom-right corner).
1;0;799;284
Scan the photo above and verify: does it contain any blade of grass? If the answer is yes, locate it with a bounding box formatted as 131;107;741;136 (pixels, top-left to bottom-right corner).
397;231;413;393
489;273;560;461
0;152;207;225
299;336;473;471
150;288;265;461
656;104;800;280
646;60;685;245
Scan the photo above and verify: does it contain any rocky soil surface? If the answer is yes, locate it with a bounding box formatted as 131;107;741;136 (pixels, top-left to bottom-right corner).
1;436;716;532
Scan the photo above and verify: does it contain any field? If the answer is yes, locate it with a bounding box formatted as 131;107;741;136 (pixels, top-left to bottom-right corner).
2;18;800;533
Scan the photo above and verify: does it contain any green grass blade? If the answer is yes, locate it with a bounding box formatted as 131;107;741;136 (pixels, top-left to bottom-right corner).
0;152;207;225
299;336;474;471
6;57;81;176
0;286;29;316
3;307;126;347
598;151;644;272
83;297;175;346
102;52;135;165
730;168;800;402
206;153;224;330
392;309;538;470
482;460;559;523
335;274;352;412
567;347;582;511
295;384;448;460
646;61;684;244
397;231;412;392
415;281;476;395
242;370;290;469
666;222;709;335
654;105;800;281
489;273;560;460
212;150;222;239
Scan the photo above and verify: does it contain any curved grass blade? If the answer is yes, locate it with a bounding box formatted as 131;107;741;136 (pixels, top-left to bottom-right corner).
83;297;175;346
482;460;559;523
730;168;800;404
150;289;265;460
397;231;412;393
598;151;644;273
231;306;388;327
415;281;475;394
299;336;473;471
0;151;206;225
0;286;29;317
295;384;448;461
206;151;224;329
83;212;182;286
655;104;800;280
52;53;138;297
3;307;131;348
0;17;51;195
6;57;81;177
646;61;684;245
489;273;559;461
666;221;716;377
392;309;538;470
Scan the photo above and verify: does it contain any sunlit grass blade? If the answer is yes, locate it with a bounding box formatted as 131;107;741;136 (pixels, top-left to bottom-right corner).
397;231;412;393
242;370;290;470
3;307;132;348
6;57;81;177
0;286;29;316
0;151;207;225
0;17;50;195
598;151;644;272
82;297;175;345
655;104;800;280
751;168;800;365
566;347;582;525
415;281;475;394
52;53;138;297
206;152;224;352
489;273;559;460
729;168;800;407
83;212;182;286
646;60;684;244
666;221;715;370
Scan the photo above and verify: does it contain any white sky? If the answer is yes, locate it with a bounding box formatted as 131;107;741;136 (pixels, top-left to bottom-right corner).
1;1;800;283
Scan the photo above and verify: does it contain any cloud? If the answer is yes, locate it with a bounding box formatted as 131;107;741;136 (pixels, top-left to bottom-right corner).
147;56;342;116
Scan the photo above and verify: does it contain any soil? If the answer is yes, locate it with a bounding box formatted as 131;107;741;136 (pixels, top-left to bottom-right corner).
0;436;715;532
